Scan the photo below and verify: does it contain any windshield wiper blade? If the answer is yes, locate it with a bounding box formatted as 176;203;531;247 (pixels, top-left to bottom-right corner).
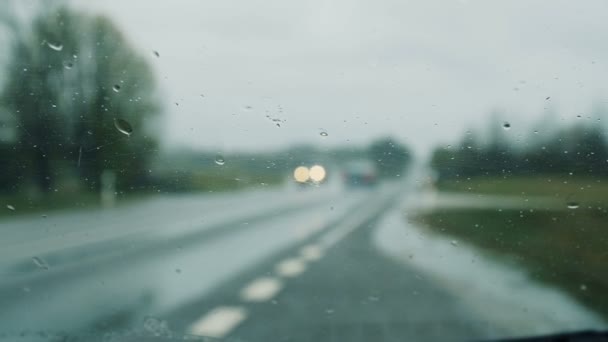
486;330;608;342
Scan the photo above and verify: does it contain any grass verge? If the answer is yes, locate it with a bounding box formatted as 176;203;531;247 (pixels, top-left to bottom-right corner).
416;176;608;319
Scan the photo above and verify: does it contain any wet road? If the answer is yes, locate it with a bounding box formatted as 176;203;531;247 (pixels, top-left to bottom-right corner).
0;180;604;341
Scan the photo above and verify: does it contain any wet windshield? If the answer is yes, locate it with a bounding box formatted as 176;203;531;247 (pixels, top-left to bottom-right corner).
0;0;607;341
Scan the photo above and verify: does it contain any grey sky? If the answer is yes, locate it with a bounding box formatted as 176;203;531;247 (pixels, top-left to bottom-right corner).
75;0;608;154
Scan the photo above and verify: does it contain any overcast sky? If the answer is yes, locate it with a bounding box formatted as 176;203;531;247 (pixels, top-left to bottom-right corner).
73;0;608;154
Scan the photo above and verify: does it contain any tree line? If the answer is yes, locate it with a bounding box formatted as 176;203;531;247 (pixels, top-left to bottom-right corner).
0;3;161;195
430;113;608;182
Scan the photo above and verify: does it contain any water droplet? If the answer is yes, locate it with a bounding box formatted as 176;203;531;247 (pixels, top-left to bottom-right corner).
450;240;458;246
243;105;253;111
6;204;15;211
46;41;63;51
214;154;225;166
533;130;539;134
319;130;329;137
368;296;380;302
325;309;334;315
580;284;588;291
41;214;47;218
175;268;182;274
112;84;121;92
545;96;551;100
32;257;49;270
114;118;133;136
63;61;74;69
153;50;160;58
567;202;579;209
502;122;511;130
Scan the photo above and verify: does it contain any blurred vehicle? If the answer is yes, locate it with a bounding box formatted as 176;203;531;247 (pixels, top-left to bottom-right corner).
342;160;378;188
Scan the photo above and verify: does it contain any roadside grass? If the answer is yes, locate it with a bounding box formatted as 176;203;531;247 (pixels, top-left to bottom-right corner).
0;191;141;220
189;170;284;192
415;176;608;319
0;172;285;220
438;176;608;208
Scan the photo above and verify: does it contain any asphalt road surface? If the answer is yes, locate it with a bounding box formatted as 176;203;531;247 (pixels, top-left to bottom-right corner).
0;179;604;342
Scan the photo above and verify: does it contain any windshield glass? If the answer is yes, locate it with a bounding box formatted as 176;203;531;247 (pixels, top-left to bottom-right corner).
1;0;607;341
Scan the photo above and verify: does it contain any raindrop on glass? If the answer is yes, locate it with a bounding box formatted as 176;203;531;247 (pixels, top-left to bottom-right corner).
215;154;225;166
32;257;49;270
114;118;133;136
63;61;74;69
319;130;329;137
502;122;511;130
580;284;588;291
112;84;121;93
450;240;458;246
153;50;160;58
567;202;579;209
6;204;15;211
46;41;63;51
175;268;182;274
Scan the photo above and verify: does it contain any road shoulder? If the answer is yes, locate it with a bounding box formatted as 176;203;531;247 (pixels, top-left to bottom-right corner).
373;199;607;339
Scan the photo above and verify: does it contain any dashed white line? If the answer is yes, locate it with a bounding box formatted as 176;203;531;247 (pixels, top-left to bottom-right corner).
186;192;395;339
300;244;324;261
318;201;384;249
189;306;248;339
276;257;307;277
294;218;325;240
240;277;284;302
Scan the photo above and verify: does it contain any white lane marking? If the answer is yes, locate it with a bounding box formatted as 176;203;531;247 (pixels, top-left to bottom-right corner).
189;306;247;339
240;277;284;302
294;217;325;240
318;196;387;249
300;244;324;261
319;218;364;249
276;257;307;277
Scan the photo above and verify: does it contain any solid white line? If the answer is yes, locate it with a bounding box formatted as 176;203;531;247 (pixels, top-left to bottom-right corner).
300;244;324;261
276;257;307;278
318;196;386;249
189;306;247;339
240;277;284;302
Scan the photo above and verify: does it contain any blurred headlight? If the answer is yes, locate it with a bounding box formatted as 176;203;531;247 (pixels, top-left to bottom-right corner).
309;165;326;183
293;166;310;183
